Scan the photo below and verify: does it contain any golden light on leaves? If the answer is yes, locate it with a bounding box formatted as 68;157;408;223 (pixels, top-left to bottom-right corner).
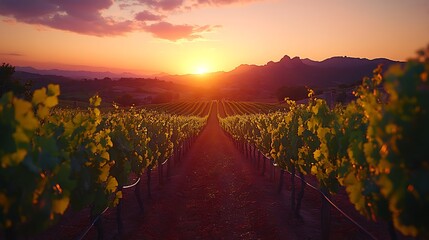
52;197;69;214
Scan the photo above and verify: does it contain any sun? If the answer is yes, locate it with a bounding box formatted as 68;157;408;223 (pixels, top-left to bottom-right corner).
195;66;208;75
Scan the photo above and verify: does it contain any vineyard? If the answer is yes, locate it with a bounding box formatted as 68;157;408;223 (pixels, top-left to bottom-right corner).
0;47;428;239
219;50;429;238
0;89;208;239
141;100;287;117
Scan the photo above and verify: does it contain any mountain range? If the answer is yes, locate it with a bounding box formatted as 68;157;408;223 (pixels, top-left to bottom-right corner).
15;66;142;80
163;55;399;89
13;55;401;101
154;55;399;100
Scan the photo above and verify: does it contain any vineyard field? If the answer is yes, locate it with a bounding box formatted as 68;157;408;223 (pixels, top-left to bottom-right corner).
1;48;428;240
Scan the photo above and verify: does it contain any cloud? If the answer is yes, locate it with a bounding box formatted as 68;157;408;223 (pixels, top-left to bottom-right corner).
195;0;257;6
144;21;218;41
135;10;165;21
0;0;256;39
0;52;24;57
0;0;133;36
136;0;258;11
36;15;134;37
140;0;186;11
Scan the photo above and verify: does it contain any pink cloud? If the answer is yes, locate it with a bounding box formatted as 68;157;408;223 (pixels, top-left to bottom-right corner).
0;0;133;36
0;0;252;39
35;15;134;37
137;0;185;11
144;21;218;41
0;0;58;19
137;0;258;11
196;0;257;5
135;10;165;21
0;52;24;57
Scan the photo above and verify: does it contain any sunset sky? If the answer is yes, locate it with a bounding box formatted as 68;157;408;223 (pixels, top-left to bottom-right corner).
0;0;428;75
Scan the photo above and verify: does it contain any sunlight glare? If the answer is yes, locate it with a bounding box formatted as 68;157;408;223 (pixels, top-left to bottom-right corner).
195;66;208;75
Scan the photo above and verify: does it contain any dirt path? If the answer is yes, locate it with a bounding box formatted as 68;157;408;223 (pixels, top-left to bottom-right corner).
112;102;297;239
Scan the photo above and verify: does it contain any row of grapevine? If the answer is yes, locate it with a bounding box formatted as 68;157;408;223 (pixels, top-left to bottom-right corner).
142;101;212;117
0;86;207;238
219;47;429;239
219;100;288;117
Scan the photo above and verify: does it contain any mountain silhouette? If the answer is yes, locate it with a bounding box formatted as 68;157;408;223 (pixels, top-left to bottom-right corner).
15;66;142;79
163;55;399;91
221;55;398;89
158;55;400;100
13;55;400;101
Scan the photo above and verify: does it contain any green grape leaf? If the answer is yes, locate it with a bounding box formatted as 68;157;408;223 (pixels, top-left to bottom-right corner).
44;96;58;108
32;88;47;105
52;197;70;214
47;84;60;96
106;176;118;193
99;164;110;182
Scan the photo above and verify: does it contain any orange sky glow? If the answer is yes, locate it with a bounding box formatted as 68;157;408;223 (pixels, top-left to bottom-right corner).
0;0;428;75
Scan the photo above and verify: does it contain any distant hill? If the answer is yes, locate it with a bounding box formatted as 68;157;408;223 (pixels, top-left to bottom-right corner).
161;55;400;100
15;66;142;80
11;71;201;106
11;55;401;101
219;55;399;89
